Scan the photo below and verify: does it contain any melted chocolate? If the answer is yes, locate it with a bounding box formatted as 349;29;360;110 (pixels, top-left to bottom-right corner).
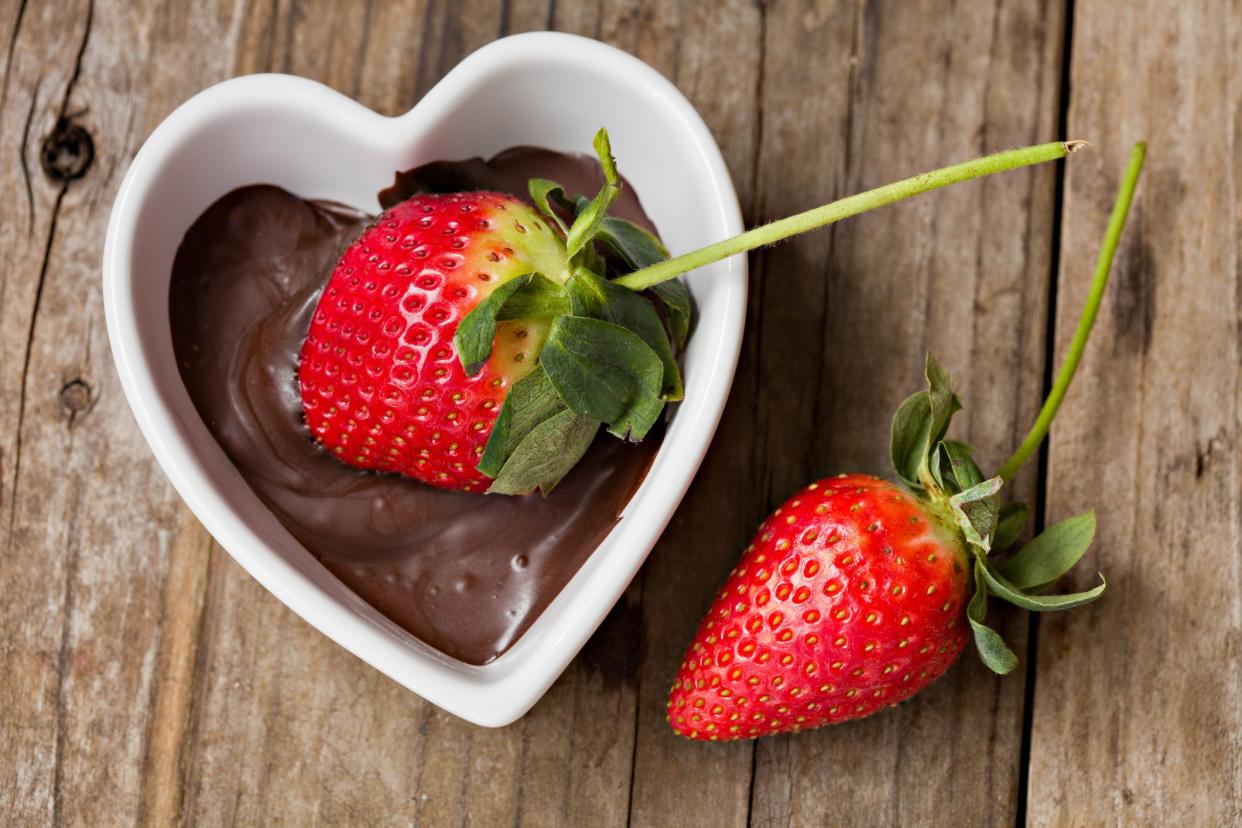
169;149;660;665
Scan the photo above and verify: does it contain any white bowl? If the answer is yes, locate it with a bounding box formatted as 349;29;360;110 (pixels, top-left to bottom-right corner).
103;32;745;727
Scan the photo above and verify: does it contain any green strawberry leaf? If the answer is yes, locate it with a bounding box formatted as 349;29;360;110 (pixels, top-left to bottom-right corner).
586;215;692;352
993;502;1029;552
595;216;669;269
891;391;934;489
552;151;692;355
539;315;665;441
527;178;574;235
940;440;983;492
486;408;600;495
980;562;1106;612
647;279;693;352
564;268;683;400
925;354;961;445
477;367;566;477
890;354;962;491
928;439;950;493
999;511;1096;591
454;274;534;375
564;265;609;318
494;272;570;321
565;129;622;258
949;476;1002;552
968;558;1019;675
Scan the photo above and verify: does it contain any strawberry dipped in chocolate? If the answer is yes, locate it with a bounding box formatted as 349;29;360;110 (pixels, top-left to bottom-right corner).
666;143;1147;740
299;131;688;493
299;131;1085;494
300;192;571;491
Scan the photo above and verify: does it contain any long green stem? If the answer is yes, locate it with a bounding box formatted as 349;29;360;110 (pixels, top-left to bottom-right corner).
997;142;1146;482
613;140;1085;291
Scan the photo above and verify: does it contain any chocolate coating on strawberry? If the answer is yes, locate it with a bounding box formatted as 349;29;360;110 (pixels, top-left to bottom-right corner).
299;192;568;491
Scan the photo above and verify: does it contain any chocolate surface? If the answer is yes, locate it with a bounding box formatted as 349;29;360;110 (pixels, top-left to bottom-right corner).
169;149;660;665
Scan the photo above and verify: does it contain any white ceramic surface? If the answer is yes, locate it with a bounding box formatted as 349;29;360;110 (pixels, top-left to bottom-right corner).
103;32;745;727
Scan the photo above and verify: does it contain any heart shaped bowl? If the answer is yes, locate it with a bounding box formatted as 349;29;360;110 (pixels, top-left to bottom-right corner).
103;31;745;727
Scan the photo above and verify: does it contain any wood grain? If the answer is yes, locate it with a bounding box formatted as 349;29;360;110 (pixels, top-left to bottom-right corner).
0;0;204;823
1;0;1239;825
616;3;765;826
1026;0;1242;824
746;2;1063;825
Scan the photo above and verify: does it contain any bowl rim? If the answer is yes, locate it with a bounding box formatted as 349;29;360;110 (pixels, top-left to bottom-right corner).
102;31;746;727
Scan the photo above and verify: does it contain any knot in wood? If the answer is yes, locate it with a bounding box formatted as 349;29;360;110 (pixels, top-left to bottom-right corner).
59;378;92;413
41;117;95;183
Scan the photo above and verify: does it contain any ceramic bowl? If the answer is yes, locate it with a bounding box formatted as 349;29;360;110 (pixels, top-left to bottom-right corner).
103;31;745;726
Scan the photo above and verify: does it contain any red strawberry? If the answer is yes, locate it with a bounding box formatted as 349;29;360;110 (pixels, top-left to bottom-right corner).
668;143;1145;740
299;191;568;491
298;131;1084;494
668;474;971;738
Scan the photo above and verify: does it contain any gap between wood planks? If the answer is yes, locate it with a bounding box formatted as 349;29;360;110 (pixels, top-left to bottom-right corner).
1015;1;1076;826
740;2;771;825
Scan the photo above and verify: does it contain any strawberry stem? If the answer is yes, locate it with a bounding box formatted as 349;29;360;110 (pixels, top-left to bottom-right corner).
612;140;1086;291
998;142;1147;482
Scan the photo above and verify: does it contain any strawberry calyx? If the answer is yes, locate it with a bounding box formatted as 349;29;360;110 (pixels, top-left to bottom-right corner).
886;142;1146;674
454;129;689;495
888;355;1105;674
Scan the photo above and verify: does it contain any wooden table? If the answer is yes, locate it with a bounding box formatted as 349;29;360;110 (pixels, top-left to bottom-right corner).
2;1;1238;824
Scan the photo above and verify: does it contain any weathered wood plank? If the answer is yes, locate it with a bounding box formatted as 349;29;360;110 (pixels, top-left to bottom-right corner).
0;0;228;824
607;2;766;827
745;1;1065;825
1027;1;1242;824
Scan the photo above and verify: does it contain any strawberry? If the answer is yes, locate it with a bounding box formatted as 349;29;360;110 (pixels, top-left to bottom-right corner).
298;131;1083;494
298;130;697;494
299;191;570;491
668;143;1147;740
668;473;972;737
